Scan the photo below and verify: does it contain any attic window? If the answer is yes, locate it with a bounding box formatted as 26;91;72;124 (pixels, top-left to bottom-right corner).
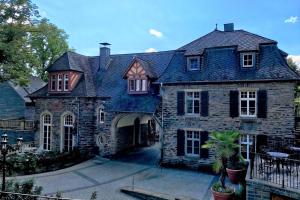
126;61;149;94
242;53;254;68
187;57;200;71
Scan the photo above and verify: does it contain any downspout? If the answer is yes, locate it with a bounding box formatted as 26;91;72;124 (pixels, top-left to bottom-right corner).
160;82;164;162
76;97;80;147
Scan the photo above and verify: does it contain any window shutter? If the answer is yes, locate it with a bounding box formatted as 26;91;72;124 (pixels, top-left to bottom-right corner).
257;90;267;118
177;129;185;156
230;90;239;118
201;91;209;117
177;91;185;116
200;131;209;159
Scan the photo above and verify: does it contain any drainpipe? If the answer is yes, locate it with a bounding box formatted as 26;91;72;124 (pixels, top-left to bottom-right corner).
160;82;164;162
76;97;80;147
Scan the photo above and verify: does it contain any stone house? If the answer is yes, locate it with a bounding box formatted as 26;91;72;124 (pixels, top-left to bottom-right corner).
29;23;299;168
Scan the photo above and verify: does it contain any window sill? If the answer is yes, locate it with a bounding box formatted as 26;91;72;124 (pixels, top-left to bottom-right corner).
239;116;257;122
185;114;200;117
184;154;200;160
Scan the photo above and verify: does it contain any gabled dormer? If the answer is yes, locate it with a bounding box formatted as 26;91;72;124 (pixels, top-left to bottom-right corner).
123;57;157;94
46;52;82;94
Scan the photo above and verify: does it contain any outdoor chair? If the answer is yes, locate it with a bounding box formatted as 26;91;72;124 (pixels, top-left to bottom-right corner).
258;154;274;178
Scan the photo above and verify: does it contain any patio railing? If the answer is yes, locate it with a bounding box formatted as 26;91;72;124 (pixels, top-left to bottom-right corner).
250;153;300;189
0;191;79;200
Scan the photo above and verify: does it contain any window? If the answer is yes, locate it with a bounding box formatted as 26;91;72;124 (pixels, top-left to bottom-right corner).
64;74;69;91
129;79;135;91
188;57;200;70
142;79;147;91
136;79;141;91
58;75;63;91
186;91;200;114
51;75;56;91
99;107;104;123
240;91;256;117
42;114;51;150
242;53;254;67
240;134;254;161
63;114;74;152
185;130;200;156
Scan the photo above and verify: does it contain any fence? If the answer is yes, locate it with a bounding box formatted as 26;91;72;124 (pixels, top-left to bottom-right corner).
0;120;35;130
250;153;300;189
0;191;79;200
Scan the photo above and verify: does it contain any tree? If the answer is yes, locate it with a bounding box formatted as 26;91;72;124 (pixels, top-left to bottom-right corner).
29;18;69;81
287;57;299;74
0;0;39;85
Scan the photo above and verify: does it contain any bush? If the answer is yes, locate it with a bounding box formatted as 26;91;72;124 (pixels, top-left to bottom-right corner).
3;179;42;195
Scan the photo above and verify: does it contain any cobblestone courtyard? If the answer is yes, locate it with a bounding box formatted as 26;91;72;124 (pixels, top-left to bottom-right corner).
10;145;216;200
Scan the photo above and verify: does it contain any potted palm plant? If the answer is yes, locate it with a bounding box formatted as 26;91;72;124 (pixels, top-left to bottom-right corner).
202;130;240;200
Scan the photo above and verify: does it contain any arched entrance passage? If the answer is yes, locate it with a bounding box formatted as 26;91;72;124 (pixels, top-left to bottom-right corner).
113;113;158;155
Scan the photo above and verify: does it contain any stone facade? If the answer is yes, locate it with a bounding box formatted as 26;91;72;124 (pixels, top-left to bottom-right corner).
161;81;296;168
34;97;97;153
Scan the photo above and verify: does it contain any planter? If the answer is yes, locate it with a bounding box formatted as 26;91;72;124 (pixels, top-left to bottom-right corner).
211;188;234;200
226;168;247;184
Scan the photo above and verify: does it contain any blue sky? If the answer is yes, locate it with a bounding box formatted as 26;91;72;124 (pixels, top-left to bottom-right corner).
33;0;300;63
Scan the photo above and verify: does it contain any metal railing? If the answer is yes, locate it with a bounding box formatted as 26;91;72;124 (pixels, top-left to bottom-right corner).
250;153;300;189
0;191;79;200
0;120;35;130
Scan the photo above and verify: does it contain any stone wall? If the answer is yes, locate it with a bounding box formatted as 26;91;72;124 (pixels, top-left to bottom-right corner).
34;97;98;153
161;82;296;169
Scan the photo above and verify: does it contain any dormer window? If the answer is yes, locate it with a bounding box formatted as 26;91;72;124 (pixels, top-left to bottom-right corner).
58;75;63;91
64;74;69;91
124;58;154;94
242;53;254;68
51;75;56;91
48;72;76;93
187;57;200;71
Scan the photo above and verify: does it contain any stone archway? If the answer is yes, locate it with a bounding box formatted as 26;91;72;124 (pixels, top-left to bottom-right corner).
111;113;157;154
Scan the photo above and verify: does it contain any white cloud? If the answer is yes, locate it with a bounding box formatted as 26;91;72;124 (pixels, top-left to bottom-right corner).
149;28;163;38
284;16;298;23
288;55;300;68
145;48;157;53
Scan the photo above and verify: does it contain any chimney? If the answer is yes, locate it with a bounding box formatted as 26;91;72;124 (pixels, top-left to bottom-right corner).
224;23;234;32
99;42;111;70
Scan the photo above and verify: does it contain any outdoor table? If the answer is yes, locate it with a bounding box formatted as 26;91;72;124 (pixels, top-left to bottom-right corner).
267;152;289;173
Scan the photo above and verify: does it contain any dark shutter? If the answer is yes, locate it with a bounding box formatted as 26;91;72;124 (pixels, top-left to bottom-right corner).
177;129;185;156
177;91;185;116
201;91;209;117
230;90;239;118
200;131;209;159
257;90;267;118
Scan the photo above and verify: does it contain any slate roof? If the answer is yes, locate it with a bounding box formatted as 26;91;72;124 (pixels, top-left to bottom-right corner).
123;57;158;79
0;76;45;120
179;30;276;56
30;28;300;114
96;51;175;113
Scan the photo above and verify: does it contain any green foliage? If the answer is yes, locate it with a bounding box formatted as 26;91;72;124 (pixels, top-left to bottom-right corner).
0;0;70;84
212;182;234;194
4;179;42;195
202;130;240;189
28;18;69;81
287;57;299;73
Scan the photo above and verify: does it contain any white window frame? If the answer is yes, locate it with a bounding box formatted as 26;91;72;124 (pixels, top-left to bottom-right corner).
51;75;56;91
64;74;69;91
58;74;63;91
99;107;105;123
141;79;147;91
129;79;135;91
136;79;141;91
185;130;200;156
187;56;200;71
185;90;201;115
63;114;74;152
242;53;254;68
42;113;52;151
239;90;257;117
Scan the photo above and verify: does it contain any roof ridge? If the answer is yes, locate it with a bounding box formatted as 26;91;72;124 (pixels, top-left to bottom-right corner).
178;30;217;50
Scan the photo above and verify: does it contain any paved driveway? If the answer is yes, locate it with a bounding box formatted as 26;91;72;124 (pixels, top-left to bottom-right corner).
12;145;216;200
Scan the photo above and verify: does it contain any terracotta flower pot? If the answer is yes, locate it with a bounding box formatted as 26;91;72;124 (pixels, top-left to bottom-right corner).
226;168;247;184
211;188;235;200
